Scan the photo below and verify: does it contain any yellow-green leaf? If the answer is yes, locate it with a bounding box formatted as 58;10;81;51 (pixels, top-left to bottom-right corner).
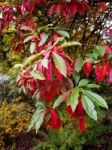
85;90;108;109
30;71;45;80
53;52;67;77
67;87;79;112
82;95;97;121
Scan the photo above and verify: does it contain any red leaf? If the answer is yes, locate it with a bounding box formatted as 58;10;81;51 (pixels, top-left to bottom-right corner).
38;80;59;102
29;78;35;95
104;45;111;53
55;67;63;81
35;0;40;4
69;2;77;15
77;2;83;14
59;53;73;62
77;98;85;118
67;105;77;119
83;62;92;77
56;3;63;15
46;60;53;80
63;8;69;21
26;1;34;12
48;4;55;16
53;43;64;53
13;43;24;53
72;59;77;72
96;63;110;83
77;98;86;132
98;2;107;10
107;66;112;85
103;63;110;77
22;0;34;12
38;63;43;72
82;2;91;12
79;117;86;132
20;1;26;15
16;5;23;15
46;90;53;103
65;60;72;76
67;97;86;132
95;64;104;83
53;33;62;41
49;109;62;129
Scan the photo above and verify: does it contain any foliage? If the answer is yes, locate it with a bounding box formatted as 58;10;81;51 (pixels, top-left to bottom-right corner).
0;0;112;135
0;101;32;135
0;100;33;149
32;116;112;150
33;124;87;150
33;96;112;150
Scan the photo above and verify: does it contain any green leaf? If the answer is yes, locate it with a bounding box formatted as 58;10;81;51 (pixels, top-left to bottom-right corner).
28;108;43;132
24;35;33;43
75;57;83;73
53;92;69;108
35;101;45;109
39;33;49;46
41;58;48;69
92;49;99;59
85;56;96;62
72;72;80;84
30;71;45;80
93;45;106;59
108;52;112;59
82;95;97;121
22;52;43;69
96;45;106;57
30;42;36;54
55;37;65;42
56;30;70;38
86;84;100;89
21;26;33;31
57;110;64;121
85;90;108;109
0;11;3;19
22;56;34;68
78;79;89;87
61;41;81;48
67;87;79;112
35;112;44;134
53;52;67;77
33;92;40;101
14;64;22;68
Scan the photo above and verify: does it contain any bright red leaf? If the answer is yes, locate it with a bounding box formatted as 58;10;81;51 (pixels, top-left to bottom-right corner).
48;109;62;129
67;97;86;132
83;62;92;77
95;64;104;83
